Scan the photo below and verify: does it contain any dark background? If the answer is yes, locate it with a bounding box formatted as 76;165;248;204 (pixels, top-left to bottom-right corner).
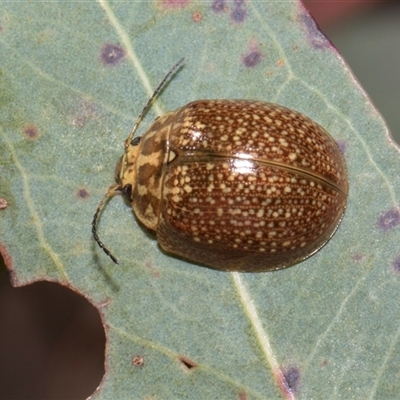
1;2;399;399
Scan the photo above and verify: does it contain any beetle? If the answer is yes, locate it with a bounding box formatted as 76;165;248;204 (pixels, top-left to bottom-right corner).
92;59;348;272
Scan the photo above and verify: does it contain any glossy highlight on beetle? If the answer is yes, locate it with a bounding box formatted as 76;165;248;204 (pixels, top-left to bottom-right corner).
92;62;348;272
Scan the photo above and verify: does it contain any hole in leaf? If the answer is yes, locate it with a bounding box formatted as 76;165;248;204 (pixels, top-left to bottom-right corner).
0;256;105;399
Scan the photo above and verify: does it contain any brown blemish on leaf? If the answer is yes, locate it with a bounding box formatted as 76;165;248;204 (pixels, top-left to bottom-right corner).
0;198;8;210
192;12;202;22
238;391;247;400
145;261;160;278
23;124;39;140
178;355;197;371
276;59;284;67
132;355;144;367
100;43;125;66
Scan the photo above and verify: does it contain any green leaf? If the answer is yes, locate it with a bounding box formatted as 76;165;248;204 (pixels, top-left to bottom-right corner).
1;1;400;398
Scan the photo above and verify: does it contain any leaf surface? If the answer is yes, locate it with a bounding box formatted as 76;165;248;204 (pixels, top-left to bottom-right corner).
1;1;400;398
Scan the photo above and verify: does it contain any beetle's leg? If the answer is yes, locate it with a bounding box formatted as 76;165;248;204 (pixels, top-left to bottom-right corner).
92;184;121;264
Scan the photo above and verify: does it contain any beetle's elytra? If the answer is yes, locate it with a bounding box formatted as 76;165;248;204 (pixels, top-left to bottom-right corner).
93;60;348;272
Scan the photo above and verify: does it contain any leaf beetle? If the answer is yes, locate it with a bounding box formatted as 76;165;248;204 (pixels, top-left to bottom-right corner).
92;59;348;271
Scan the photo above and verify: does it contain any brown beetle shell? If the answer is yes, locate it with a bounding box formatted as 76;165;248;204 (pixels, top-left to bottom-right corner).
118;100;348;272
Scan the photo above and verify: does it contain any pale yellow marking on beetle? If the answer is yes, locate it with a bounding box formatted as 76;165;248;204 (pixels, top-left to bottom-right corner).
168;150;178;163
256;209;264;218
135;151;163;169
144;204;156;218
170;187;180;195
137;184;149;196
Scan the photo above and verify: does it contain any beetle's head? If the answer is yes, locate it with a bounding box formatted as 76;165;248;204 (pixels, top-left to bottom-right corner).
114;136;142;192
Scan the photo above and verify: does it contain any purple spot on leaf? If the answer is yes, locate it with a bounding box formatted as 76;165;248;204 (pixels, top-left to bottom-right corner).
243;51;262;68
72;102;98;128
231;6;247;23
300;13;331;50
77;188;90;199
352;253;363;262
211;0;226;13
336;140;347;155
393;256;400;272
101;44;125;66
378;208;400;231
283;366;300;393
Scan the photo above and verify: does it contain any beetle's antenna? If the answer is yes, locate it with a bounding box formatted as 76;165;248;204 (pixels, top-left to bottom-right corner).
92;184;121;264
93;58;184;264
125;57;185;147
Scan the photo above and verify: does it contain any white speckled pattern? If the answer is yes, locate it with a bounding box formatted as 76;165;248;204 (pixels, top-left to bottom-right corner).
119;100;348;271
